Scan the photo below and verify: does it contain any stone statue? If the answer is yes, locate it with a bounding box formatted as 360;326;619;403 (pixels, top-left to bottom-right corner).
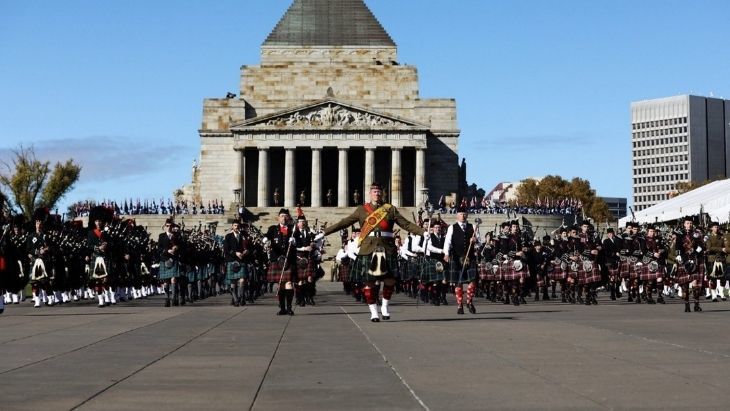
273;187;281;206
326;189;334;206
299;190;307;206
353;189;361;205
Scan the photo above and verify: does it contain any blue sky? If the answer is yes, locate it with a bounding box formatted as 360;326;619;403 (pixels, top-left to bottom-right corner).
2;0;729;211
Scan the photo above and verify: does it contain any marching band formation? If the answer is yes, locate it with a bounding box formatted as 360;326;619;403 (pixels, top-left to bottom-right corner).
2;188;729;321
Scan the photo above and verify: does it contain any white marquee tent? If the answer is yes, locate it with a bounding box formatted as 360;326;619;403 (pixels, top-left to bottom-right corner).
619;179;730;226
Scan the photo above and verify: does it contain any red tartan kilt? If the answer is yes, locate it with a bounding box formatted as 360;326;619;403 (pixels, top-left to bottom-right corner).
297;257;315;279
479;266;498;282
577;268;601;285
337;261;351;282
674;263;705;285
618;260;637;278
500;262;528;281
266;260;294;283
548;263;567;281
638;266;664;281
535;275;546;288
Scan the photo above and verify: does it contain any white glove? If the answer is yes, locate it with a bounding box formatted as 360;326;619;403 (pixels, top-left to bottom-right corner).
288;236;296;244
675;255;683;263
314;232;325;242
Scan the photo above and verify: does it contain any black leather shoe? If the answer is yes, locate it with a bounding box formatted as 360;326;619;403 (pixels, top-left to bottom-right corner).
684;303;691;312
467;303;476;314
371;318;380;322
457;306;464;314
694;303;702;312
288;308;295;316
277;309;287;315
382;315;390;320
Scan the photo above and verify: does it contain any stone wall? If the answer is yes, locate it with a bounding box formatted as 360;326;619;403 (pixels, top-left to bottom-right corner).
197;136;240;206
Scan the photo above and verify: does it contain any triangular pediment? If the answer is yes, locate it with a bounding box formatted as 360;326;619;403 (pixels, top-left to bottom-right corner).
231;99;428;131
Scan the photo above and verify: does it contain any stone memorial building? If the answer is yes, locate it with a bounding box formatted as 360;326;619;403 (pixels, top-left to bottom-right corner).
185;0;460;208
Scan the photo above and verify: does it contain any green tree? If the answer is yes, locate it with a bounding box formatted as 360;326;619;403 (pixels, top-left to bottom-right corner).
0;145;81;219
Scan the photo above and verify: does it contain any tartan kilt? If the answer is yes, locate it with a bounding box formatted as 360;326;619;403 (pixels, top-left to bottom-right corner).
337;261;351;282
618;260;635;279
296;257;315;280
577;267;601;285
225;261;249;282
479;263;498;282
404;256;423;279
500;261;529;281
673;262;705;285
266;257;296;283
446;258;477;283
605;261;621;277
548;262;567;281
420;257;446;283
158;260;180;280
350;253;400;283
638;265;664;281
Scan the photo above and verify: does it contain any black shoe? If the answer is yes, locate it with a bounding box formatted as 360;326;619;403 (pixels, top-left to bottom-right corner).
657;295;665;304
287;308;295;316
685;303;691;312
371;317;380;322
519;296;527;304
694;303;702;312
164;299;171;307
627;294;634;303
277;309;287;315
467;303;476;314
457;306;464;315
712;298;719;303
543;293;550;301
382;315;390;320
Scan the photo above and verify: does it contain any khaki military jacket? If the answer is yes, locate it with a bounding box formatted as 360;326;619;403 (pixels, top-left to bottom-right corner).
324;202;425;255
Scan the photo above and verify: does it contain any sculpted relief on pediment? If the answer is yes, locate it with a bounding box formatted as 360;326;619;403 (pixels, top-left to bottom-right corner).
260;104;406;128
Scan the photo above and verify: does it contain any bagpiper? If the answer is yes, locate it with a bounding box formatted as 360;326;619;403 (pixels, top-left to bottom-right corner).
265;208;297;316
317;182;425;322
443;205;480;314
223;219;249;307
158;218;183;307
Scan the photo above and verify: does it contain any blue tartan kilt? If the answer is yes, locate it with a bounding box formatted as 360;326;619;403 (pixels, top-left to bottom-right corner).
420;257;446;283
404;256;422;279
158;260;180;280
446;258;477;284
351;253;400;283
226;261;249;282
337;260;351;282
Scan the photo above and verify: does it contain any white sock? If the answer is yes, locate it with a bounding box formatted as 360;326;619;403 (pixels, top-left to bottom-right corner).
103;292;110;303
381;299;390;317
98;295;105;306
368;303;379;320
716;281;725;298
33;296;41;307
677;287;683;298
109;290;116;304
620;279;628;292
12;293;19;303
711;289;717;300
706;288;712;298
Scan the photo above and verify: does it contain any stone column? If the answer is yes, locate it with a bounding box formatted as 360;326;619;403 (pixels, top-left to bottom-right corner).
311;148;322;207
364;148;375;189
338;148;348;207
415;148;425;205
391;148;402;207
233;149;243;202
257;148;269;207
284;148;296;207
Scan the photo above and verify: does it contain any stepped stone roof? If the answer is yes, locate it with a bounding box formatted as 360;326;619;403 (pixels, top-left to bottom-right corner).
264;0;395;47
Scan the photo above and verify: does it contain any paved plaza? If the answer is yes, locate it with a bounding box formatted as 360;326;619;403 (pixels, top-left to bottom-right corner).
1;283;730;411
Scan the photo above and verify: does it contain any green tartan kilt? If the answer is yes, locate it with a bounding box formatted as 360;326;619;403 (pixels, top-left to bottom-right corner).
351;253;400;283
404;256;422;279
158;260;180;280
226;261;249;282
420;257;446;283
446;258;478;284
